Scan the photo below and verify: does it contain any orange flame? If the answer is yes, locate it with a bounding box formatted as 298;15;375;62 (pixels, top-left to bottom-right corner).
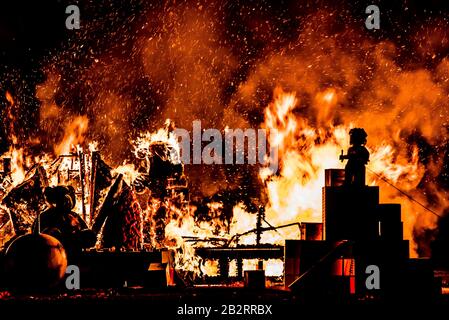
55;116;89;155
254;88;430;257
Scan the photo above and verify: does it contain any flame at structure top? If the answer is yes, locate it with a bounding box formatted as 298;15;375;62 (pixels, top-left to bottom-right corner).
1;0;449;279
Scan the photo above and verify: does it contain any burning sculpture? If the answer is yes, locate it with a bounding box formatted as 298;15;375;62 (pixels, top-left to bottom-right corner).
0;1;448;303
0;88;442;288
132;140;187;248
0;124;439;301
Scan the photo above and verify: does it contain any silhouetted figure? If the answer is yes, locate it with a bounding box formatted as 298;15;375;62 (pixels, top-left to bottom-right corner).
133;142;183;198
132;142;186;248
339;128;369;186
32;186;95;259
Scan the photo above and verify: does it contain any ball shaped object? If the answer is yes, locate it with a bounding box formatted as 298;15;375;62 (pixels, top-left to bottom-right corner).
4;233;68;290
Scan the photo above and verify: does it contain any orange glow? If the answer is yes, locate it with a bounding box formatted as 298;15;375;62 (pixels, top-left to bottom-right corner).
2;7;447;280
54;116;89;155
5;91;14;106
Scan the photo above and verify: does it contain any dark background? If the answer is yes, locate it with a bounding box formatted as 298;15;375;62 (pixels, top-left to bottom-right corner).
1;0;449;148
1;0;449;64
1;0;449;151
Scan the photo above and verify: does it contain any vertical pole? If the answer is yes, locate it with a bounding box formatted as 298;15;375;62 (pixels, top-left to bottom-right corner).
219;257;230;280
79;150;86;221
256;206;264;270
88;151;98;227
237;258;243;279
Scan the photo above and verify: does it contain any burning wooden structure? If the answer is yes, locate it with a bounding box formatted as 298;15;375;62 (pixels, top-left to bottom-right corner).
0;142;441;303
0;89;446;303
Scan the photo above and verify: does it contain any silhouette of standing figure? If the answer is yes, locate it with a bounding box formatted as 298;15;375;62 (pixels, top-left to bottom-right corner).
339;128;370;186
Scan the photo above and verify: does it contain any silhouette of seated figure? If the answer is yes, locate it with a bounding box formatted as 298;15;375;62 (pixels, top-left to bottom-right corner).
339;128;369;186
32;186;96;257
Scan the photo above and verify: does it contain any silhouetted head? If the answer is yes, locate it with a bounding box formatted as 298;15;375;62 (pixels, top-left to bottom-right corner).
44;186;76;211
349;128;367;146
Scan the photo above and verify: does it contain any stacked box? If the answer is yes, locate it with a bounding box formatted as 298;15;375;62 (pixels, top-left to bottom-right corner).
322;186;379;241
324;169;346;187
353;240;410;296
284;240;334;287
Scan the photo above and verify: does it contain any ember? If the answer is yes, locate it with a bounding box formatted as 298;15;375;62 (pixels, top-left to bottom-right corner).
0;0;449;308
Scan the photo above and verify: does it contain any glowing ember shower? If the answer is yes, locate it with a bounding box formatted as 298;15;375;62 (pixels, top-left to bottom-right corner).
1;0;449;280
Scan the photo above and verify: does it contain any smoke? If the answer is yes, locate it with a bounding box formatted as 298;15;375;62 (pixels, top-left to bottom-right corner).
2;1;449;256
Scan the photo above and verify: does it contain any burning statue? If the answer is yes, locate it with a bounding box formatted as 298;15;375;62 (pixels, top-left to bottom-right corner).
339;128;370;186
133;140;187;248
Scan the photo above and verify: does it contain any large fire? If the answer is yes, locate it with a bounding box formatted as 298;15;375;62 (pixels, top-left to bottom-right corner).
0;86;438;278
1;4;448;280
